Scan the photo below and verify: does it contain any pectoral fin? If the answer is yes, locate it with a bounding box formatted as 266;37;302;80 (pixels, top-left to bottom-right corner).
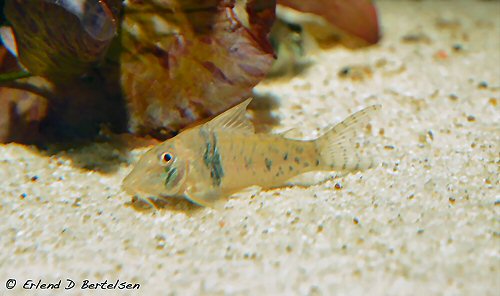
183;186;225;209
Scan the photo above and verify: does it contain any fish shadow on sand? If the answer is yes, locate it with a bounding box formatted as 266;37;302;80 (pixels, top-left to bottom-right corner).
34;133;158;174
125;195;204;214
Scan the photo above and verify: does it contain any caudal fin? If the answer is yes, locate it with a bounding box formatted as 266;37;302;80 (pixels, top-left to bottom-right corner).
315;105;381;171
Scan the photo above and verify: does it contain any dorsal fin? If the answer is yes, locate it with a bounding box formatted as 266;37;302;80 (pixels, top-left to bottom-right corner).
204;98;255;134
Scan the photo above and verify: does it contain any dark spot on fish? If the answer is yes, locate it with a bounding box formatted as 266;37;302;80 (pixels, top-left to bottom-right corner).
203;133;224;186
276;166;284;177
304;162;310;168
289;166;294;171
164;167;178;187
315;159;320;166
283;153;288;161
342;149;348;169
296;146;304;153
294;157;301;164
265;158;273;171
245;157;253;169
212;144;224;184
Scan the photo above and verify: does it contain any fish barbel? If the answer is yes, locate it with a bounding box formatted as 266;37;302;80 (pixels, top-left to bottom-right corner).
122;99;380;207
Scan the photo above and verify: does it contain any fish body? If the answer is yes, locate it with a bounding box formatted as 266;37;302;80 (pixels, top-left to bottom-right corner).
122;99;380;207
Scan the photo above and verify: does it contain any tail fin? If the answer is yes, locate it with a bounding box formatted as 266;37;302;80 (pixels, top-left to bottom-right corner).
315;105;381;171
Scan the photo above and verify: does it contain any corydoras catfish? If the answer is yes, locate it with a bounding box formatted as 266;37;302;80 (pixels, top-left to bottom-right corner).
122;99;380;207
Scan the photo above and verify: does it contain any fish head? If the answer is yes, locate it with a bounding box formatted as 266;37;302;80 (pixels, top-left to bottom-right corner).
122;140;189;200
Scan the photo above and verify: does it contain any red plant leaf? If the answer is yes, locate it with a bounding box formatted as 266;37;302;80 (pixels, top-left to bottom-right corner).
277;0;380;44
120;0;276;136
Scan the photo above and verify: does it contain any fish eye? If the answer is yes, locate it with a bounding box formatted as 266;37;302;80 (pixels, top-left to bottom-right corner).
160;152;174;165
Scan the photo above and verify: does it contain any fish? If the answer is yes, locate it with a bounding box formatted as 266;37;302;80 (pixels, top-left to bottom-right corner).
122;99;380;208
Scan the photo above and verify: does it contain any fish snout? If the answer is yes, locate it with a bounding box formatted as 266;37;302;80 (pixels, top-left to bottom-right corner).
122;164;167;199
122;169;142;196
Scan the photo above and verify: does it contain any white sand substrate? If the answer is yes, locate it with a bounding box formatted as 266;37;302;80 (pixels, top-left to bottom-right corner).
0;1;498;295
